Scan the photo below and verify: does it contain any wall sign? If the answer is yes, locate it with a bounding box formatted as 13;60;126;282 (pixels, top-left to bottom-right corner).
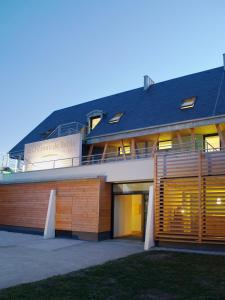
24;133;82;171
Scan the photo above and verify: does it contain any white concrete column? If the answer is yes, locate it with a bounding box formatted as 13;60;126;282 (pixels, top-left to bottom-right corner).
44;189;56;239
144;185;155;250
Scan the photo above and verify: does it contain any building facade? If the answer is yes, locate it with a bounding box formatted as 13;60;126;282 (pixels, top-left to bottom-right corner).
1;55;225;246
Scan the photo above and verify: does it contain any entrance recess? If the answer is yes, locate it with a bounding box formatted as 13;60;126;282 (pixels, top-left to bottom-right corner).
113;194;144;239
112;182;152;240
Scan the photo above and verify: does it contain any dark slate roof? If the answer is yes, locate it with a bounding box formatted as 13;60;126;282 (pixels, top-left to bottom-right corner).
9;66;225;155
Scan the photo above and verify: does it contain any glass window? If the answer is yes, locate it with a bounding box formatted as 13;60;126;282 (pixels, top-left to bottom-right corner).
90;116;101;130
109;112;124;124
180;97;196;109
158;140;172;150
113;182;151;193
118;146;131;155
205;135;220;152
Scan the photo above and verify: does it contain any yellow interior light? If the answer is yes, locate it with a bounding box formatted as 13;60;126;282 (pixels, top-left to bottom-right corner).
217;197;222;205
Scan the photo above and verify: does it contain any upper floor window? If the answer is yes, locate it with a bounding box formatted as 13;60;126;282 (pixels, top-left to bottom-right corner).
109;112;124;124
158;140;172;150
87;110;103;132
205;135;220;152
90;116;101;130
180;96;196;110
118;145;131;155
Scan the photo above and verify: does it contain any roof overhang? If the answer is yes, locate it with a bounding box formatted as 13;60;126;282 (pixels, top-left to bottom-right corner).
86;114;225;144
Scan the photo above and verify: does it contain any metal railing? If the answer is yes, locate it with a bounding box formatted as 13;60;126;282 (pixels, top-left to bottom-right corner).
47;121;85;139
2;140;223;173
23;146;153;171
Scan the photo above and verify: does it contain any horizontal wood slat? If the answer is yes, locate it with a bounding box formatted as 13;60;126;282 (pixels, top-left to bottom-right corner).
0;178;112;236
155;149;225;244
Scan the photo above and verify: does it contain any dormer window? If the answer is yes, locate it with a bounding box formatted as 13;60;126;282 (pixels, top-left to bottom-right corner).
87;109;103;132
90;116;101;130
180;96;196;109
109;112;124;124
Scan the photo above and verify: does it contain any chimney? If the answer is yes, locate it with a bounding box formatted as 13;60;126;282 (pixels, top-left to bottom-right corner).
223;53;225;70
144;75;154;90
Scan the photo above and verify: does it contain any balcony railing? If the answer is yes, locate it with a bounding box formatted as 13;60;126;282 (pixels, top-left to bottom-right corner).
1;141;221;173
47;121;85;139
23;146;153;172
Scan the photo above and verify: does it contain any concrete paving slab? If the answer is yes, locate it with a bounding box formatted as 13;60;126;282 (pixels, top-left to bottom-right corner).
0;231;42;247
26;238;84;251
0;231;144;290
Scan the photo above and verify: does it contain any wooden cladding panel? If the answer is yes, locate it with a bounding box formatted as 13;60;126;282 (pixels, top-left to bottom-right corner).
155;149;225;244
0;178;112;235
56;196;72;231
155;177;199;242
99;180;112;232
203;176;225;241
0;185;50;229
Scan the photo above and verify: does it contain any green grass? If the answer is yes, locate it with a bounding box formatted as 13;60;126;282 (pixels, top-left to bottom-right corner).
1;251;225;299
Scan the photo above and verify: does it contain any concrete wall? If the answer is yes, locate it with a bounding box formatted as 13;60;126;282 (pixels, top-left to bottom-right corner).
0;158;153;184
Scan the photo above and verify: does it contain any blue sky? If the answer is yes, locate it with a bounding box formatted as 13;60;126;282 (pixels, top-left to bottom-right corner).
1;0;225;152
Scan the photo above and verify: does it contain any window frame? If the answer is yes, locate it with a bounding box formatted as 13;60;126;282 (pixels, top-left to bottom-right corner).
204;134;221;152
118;145;131;155
109;112;124;124
180;96;196;110
158;140;173;151
89;115;101;131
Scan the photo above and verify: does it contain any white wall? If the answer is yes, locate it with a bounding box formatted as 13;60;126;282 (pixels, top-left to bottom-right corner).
24;133;82;171
0;157;154;184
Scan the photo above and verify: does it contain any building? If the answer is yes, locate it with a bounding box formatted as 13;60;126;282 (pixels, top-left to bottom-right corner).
1;55;225;247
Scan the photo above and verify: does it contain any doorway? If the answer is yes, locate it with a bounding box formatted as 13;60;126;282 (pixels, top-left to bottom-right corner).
113;194;148;240
112;182;152;241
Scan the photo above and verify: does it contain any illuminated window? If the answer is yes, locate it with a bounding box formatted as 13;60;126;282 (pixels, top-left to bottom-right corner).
180;96;196;109
205;135;220;152
109;112;124;124
118;146;131;155
158;140;172;150
87;110;103;132
90;116;101;130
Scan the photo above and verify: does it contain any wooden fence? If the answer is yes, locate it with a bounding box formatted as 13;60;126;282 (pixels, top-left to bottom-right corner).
155;149;225;244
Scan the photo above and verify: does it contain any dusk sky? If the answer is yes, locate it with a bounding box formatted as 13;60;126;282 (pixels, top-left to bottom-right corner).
1;0;225;153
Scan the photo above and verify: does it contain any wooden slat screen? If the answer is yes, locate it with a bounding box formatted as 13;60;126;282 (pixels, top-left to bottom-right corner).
203;176;225;243
155;149;225;244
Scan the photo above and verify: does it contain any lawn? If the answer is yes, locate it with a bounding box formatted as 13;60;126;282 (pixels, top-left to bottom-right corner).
1;250;225;299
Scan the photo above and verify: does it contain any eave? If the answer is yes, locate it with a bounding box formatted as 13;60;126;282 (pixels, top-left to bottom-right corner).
85;114;225;144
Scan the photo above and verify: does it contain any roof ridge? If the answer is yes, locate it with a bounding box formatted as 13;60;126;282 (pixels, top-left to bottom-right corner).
153;66;223;87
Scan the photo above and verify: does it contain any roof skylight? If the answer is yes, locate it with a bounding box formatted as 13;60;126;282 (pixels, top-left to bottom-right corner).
109;112;124;124
180;97;196;110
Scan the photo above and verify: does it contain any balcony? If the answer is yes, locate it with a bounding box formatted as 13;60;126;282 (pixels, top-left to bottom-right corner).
0;146;154;184
0;140;223;185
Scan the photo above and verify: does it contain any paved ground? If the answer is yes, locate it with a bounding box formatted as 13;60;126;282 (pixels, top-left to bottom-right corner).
0;231;144;290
